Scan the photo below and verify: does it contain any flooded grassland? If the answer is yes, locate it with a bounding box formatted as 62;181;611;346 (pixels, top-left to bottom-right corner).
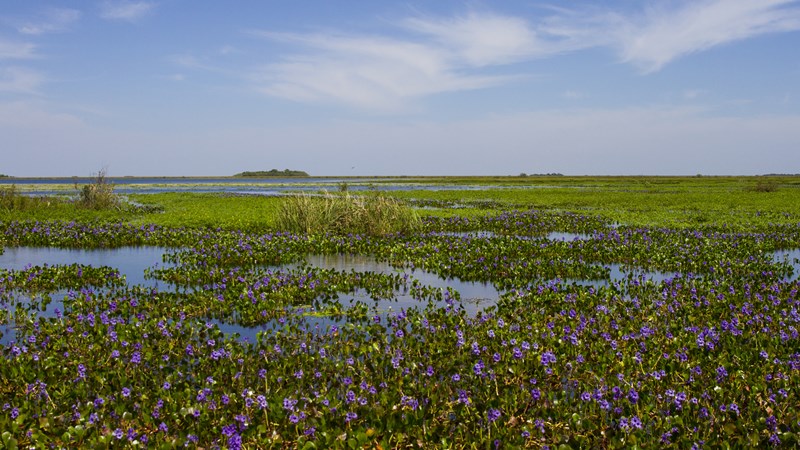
1;177;799;448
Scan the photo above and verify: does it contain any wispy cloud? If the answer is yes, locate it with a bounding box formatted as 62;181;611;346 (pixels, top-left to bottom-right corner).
402;12;542;66
99;1;156;22
240;1;800;109
0;66;45;94
616;0;800;73
17;8;81;35
0;39;37;60
249;13;538;110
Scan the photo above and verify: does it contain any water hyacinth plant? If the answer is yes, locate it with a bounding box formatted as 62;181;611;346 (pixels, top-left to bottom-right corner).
0;179;798;448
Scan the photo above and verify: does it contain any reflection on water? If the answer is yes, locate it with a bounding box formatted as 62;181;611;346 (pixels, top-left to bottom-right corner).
0;247;171;345
563;264;676;288
547;232;592;241
299;254;502;314
773;249;800;279
0;246;694;345
0;246;170;287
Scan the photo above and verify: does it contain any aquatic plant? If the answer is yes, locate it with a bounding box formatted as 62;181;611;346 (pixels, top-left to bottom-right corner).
1;181;799;448
277;192;420;236
75;169;120;210
0;186;51;213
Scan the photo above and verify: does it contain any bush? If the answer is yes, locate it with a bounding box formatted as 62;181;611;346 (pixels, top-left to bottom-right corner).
277;192;420;236
75;169;120;210
748;180;779;192
0;185;51;212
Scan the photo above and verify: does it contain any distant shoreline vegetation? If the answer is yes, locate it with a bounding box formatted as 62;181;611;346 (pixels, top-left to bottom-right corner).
233;169;309;177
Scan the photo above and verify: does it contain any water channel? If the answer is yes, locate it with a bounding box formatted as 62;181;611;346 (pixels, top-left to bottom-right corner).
3;244;795;344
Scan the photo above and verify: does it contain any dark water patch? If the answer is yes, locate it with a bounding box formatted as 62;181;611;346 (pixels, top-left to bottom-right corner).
562;264;676;288
547;232;593;241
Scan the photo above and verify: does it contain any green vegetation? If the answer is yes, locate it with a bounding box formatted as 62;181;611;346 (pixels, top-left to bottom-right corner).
276;191;420;236
74;169;121;210
233;169;309;177
0;175;799;448
1;185;51;213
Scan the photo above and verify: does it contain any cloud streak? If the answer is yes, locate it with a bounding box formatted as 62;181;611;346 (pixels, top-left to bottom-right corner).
99;1;156;22
0;67;44;94
617;0;800;72
16;8;81;35
242;1;800;109
0;39;37;60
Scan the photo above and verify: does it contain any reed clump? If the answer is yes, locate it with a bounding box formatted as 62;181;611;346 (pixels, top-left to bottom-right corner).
75;169;120;210
277;191;420;236
0;185;51;212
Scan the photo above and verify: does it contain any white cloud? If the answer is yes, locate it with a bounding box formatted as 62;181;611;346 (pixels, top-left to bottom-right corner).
99;1;156;22
0;39;37;60
683;89;706;100
17;8;81;35
249;16;535;110
402;12;541;66
617;0;800;72
174;2;800;111
0;67;45;93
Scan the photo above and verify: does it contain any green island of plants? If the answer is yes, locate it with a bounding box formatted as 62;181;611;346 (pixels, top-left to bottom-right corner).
0;175;799;448
234;169;310;177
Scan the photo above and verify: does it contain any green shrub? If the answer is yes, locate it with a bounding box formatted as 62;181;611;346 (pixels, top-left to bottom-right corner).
277;191;420;236
747;180;779;192
75;169;120;210
0;185;51;212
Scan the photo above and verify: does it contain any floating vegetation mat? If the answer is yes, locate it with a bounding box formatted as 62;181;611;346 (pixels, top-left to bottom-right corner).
0;213;799;448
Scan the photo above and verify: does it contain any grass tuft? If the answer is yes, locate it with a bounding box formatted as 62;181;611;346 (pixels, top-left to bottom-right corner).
75;169;120;210
276;191;420;236
0;185;51;212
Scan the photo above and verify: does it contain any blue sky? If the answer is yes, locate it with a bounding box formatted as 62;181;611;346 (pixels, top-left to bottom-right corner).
1;0;799;176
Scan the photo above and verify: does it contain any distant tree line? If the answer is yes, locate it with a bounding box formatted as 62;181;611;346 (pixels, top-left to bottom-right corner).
518;172;564;177
234;169;309;177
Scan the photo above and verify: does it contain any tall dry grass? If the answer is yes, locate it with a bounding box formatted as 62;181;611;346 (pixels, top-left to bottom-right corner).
276;192;419;236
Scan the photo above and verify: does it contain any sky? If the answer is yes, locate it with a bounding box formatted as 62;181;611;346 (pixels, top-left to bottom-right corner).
1;0;799;177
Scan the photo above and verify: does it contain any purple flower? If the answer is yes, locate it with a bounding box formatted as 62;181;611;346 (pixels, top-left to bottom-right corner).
345;411;358;423
716;366;728;382
627;389;639;404
487;408;501;422
540;351;556;366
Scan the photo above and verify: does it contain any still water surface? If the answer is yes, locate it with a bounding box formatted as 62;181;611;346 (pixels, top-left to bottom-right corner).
8;245;788;343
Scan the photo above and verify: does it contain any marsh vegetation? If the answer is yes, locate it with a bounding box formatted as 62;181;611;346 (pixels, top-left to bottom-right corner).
0;176;798;448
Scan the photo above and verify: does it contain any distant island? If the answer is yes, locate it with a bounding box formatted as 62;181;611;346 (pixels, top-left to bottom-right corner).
233;169;309;177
